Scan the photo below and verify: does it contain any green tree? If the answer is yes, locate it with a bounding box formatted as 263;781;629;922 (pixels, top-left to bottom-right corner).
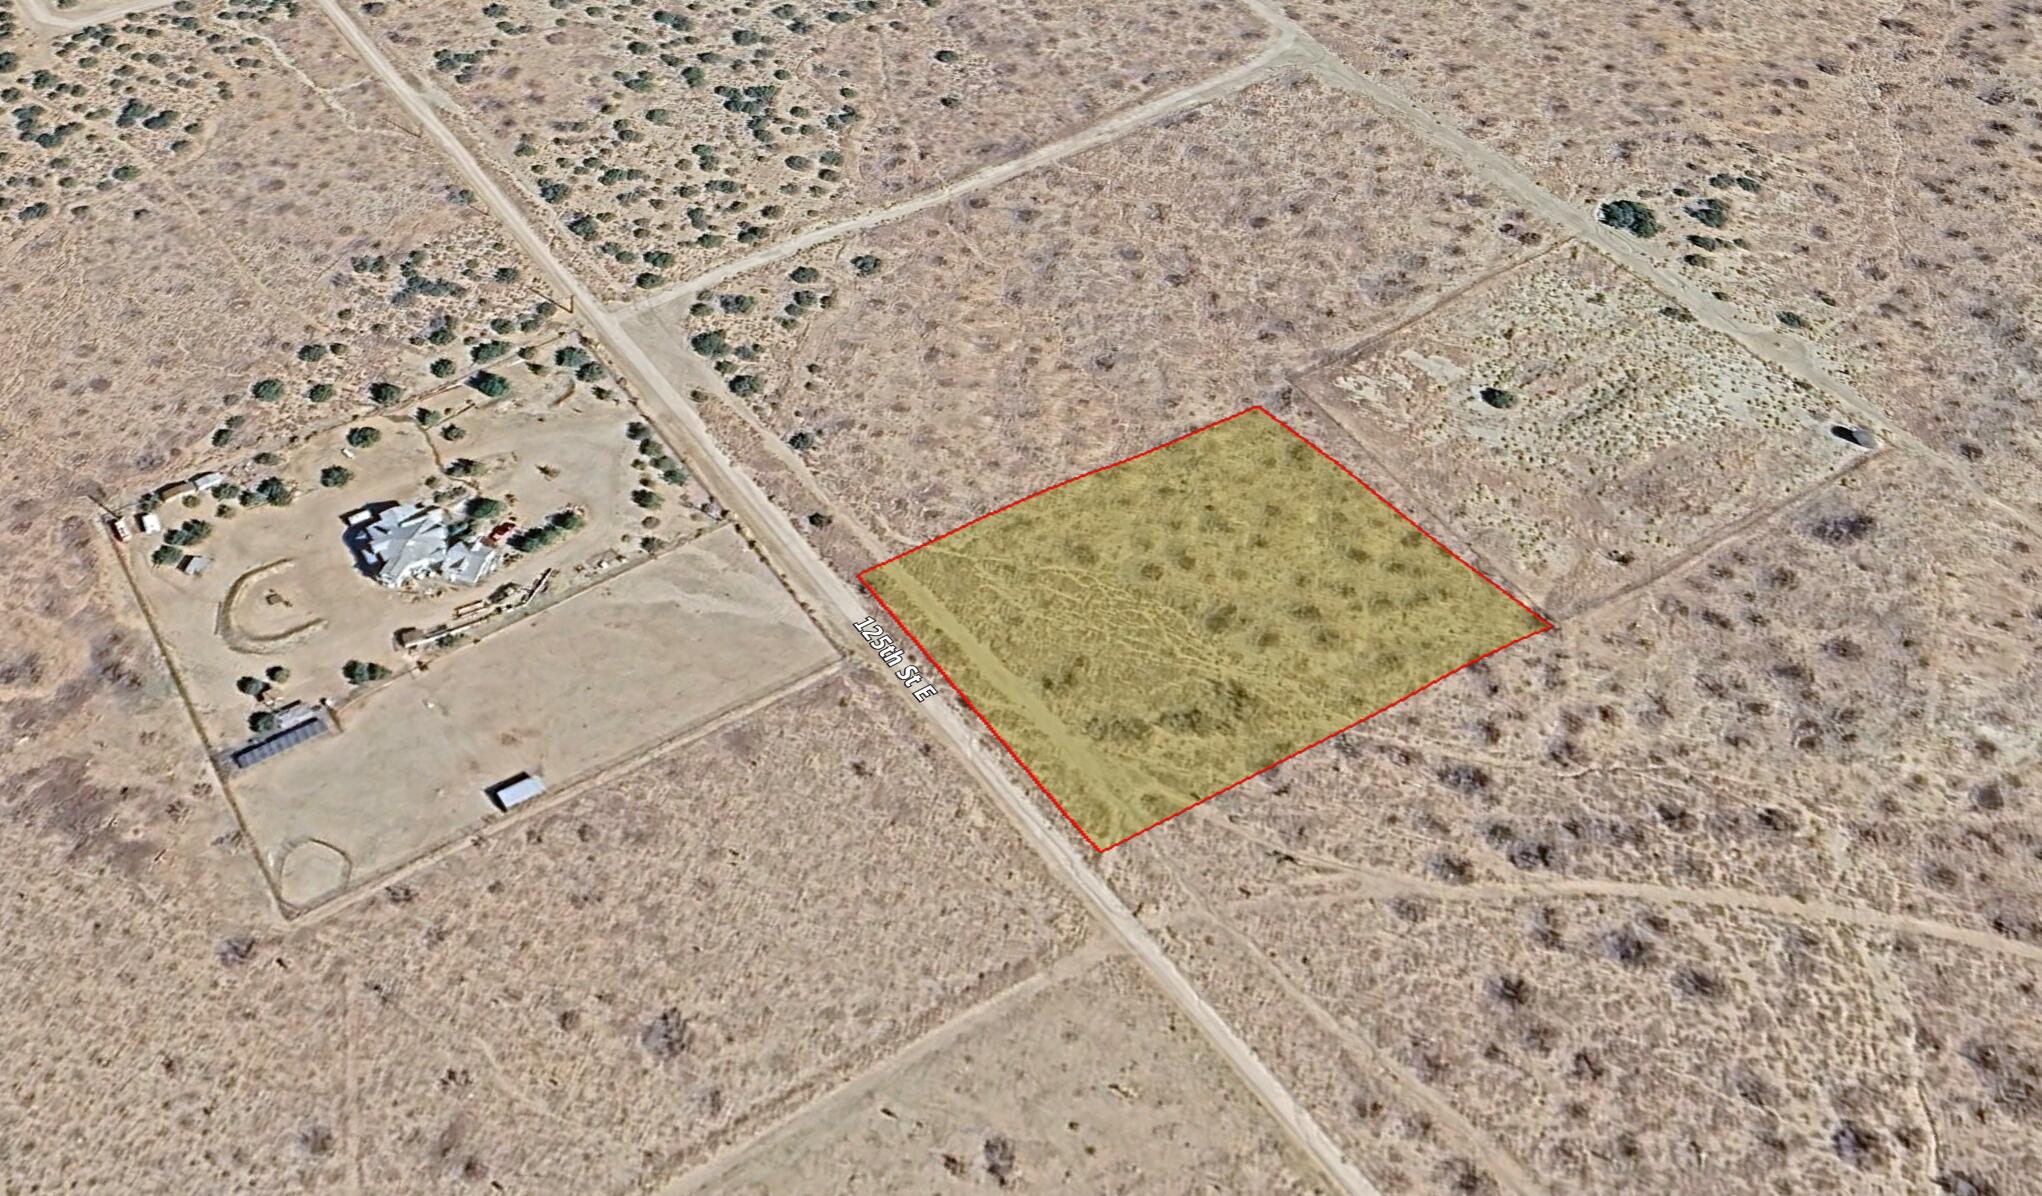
248;710;278;734
368;381;404;406
250;378;284;401
320;465;353;488
1596;199;1659;238
469;372;510;397
342;659;391;685
265;665;290;683
346;425;381;449
466;496;504;522
631;488;663;510
150;544;181;567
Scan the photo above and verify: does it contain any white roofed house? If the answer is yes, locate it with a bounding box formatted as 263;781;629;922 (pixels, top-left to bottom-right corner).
356;502;502;589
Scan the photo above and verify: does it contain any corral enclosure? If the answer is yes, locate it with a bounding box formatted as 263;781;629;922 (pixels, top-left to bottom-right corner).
112;372;822;908
233;525;834;907
864;408;1546;847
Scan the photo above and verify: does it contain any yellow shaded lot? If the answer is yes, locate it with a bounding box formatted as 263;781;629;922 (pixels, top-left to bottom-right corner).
864;408;1546;848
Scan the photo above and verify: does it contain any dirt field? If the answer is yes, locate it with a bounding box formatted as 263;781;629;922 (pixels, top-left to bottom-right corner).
866;408;1544;847
1299;247;1867;614
0;660;1120;1192
0;4;562;509
355;0;1267;296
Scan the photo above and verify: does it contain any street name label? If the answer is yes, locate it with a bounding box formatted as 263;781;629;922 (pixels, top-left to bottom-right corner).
854;615;940;702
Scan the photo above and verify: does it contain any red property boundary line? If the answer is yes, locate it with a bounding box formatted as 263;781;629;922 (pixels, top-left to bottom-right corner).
857;405;1556;852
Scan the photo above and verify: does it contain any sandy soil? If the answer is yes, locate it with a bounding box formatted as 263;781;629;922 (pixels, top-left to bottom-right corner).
627;71;1558;563
237;525;835;908
698;948;1331;1195
1298;248;1867;614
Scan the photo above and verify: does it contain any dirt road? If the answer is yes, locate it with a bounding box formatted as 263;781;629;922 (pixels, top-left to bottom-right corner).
616;30;1304;318
307;3;1378;1192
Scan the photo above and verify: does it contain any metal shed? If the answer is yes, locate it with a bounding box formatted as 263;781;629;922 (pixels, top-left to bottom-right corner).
486;772;547;811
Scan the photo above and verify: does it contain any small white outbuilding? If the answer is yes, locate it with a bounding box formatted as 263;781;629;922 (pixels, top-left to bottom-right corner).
485;772;546;811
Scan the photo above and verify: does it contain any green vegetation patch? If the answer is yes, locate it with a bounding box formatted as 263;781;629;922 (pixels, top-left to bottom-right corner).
863;409;1546;848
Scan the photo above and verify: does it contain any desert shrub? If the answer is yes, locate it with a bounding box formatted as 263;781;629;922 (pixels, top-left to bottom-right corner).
1596;199;1659;238
1685;197;1731;228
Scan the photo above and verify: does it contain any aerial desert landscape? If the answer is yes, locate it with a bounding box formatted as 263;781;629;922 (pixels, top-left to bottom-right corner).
1;0;2036;1192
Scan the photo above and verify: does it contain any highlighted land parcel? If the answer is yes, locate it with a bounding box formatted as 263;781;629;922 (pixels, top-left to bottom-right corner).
861;407;1551;849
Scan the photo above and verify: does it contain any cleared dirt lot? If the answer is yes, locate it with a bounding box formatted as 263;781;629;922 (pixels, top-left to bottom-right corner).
1281;0;2042;516
356;0;1267;296
236;525;835;907
1299;247;1866;614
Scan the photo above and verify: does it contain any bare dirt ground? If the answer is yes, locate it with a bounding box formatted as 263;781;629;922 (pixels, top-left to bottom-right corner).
0;3;562;503
691;948;1332;1195
353;0;1267;297
236;525;834;908
1299;247;1867;614
0;669;1119;1191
